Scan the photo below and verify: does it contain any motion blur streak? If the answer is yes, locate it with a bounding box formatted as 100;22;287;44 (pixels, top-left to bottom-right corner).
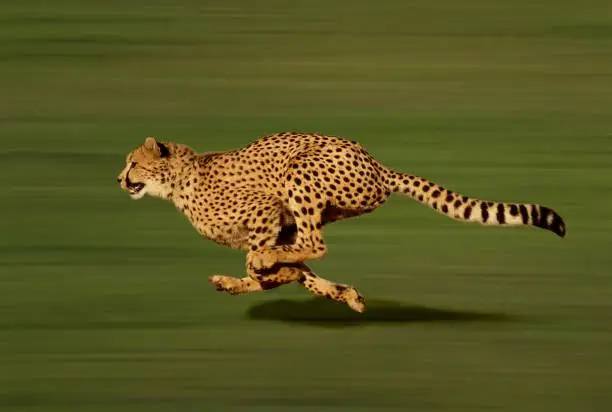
1;1;611;411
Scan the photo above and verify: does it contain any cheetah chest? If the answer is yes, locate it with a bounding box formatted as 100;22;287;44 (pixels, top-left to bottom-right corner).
174;195;251;250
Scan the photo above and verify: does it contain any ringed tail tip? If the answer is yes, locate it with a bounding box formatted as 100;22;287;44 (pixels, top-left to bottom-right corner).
536;206;566;238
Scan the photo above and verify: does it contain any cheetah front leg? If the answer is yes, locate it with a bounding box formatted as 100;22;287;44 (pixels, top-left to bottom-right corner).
208;265;298;295
223;190;364;312
209;265;365;313
247;199;328;271
237;195;326;272
208;275;266;295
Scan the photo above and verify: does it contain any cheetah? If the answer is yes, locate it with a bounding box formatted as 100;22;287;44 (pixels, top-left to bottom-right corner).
117;132;566;313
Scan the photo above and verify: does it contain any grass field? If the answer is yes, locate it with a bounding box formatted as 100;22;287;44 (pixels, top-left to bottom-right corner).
2;0;612;411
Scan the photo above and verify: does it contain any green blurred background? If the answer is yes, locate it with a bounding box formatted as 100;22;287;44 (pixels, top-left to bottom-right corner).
1;0;611;411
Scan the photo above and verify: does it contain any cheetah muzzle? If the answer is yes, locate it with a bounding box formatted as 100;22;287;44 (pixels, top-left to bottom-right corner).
118;132;566;314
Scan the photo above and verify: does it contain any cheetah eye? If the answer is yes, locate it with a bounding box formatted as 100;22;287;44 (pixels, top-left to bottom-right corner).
125;162;138;174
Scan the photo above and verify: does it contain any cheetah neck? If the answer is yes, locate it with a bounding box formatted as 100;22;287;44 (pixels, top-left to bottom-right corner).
166;152;221;209
167;154;227;242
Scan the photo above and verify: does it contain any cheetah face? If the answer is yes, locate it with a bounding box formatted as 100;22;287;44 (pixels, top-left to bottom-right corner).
117;137;173;200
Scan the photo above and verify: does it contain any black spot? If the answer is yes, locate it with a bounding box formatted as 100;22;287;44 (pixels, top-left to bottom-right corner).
441;204;449;213
423;185;430;192
294;178;302;185
519;204;529;224
509;204;519;216
432;190;441;198
464;206;472;220
445;194;454;202
480;203;489;223
453;199;462;209
496;203;506;224
530;204;541;227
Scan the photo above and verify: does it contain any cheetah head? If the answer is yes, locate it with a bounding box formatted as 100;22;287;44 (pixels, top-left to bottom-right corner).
117;136;175;200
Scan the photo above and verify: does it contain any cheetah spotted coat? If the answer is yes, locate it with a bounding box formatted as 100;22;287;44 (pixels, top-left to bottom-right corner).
117;132;566;312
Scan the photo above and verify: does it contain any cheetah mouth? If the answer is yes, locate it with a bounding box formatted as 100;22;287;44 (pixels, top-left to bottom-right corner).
126;178;145;195
128;183;145;194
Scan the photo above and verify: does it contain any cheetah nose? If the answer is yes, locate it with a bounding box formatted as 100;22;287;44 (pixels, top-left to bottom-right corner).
116;176;122;183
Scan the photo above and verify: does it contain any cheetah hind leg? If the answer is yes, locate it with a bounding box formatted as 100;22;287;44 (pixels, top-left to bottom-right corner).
297;265;366;313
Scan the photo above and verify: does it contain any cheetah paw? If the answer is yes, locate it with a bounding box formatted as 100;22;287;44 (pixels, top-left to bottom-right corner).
208;275;243;295
342;287;366;313
247;249;278;271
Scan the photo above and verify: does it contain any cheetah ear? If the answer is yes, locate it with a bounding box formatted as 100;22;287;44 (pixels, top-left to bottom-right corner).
143;136;170;158
143;136;158;151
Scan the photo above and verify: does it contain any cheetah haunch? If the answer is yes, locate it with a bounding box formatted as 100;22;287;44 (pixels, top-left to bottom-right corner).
117;132;566;313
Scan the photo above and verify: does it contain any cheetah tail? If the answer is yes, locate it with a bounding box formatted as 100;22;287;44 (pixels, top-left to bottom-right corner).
383;169;566;238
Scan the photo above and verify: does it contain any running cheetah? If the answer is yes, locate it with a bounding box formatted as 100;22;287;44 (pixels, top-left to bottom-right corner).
117;132;566;312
